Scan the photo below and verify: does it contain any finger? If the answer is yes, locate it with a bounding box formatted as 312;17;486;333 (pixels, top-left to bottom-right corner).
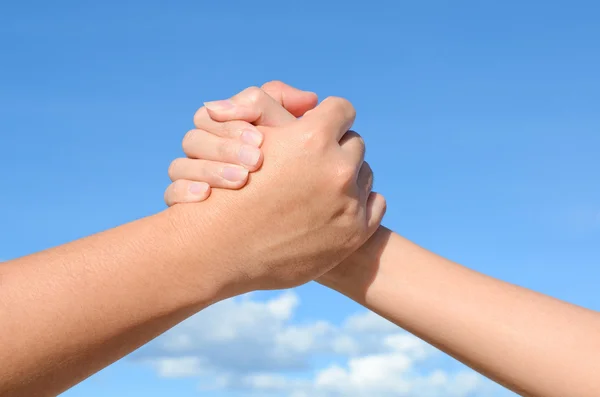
164;180;211;206
168;158;249;189
260;80;318;118
193;107;264;145
339;130;366;166
299;96;356;142
204;86;296;127
193;82;316;138
365;192;387;236
357;161;374;201
182;129;263;171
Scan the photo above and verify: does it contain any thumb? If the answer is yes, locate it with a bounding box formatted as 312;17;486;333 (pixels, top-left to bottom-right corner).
203;82;318;127
260;80;318;118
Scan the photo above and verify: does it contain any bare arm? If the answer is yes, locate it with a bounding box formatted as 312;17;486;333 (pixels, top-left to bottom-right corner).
319;227;600;397
0;206;227;397
163;81;600;397
0;88;382;397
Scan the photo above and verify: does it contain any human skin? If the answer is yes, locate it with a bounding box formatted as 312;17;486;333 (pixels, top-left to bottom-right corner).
0;90;385;397
164;82;319;203
169;82;600;397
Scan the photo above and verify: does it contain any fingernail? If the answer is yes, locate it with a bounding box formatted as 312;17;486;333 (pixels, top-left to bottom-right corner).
238;145;261;167
221;166;249;182
204;100;235;111
241;128;263;147
189;182;209;196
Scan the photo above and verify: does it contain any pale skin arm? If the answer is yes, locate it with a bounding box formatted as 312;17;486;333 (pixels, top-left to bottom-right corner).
320;227;600;397
174;83;600;397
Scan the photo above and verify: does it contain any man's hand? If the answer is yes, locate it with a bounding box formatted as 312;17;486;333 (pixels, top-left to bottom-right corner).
171;82;386;293
165;81;318;205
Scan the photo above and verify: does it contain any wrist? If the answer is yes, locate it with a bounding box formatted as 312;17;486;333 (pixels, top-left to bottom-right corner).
161;203;255;305
318;226;394;303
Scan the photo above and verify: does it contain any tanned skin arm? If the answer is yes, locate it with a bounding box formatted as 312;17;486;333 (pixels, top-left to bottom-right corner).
0;207;226;397
1;84;385;397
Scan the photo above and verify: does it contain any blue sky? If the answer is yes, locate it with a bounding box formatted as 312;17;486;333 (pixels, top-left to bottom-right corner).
1;0;599;396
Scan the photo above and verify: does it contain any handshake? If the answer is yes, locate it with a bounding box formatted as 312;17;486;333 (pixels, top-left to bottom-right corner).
163;81;387;298
3;81;595;397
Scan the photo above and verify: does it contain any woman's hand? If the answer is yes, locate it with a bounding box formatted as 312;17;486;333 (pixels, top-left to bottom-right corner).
164;81;318;205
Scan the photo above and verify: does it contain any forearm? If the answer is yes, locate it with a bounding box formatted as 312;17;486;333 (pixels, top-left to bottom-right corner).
0;206;228;397
320;227;600;397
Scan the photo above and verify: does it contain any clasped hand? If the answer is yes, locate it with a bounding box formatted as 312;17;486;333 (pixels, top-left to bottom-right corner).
164;81;386;295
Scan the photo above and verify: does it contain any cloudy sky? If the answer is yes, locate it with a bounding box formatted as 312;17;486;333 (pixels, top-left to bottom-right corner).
1;0;599;396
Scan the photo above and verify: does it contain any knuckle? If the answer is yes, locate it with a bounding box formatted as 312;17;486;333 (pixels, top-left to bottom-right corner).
355;132;366;151
335;162;358;188
379;195;388;215
261;80;285;91
164;181;185;206
226;121;250;139
164;187;173;206
365;171;374;192
193;159;210;178
217;138;236;159
168;158;181;179
325;96;356;120
213;120;232;138
193;106;208;127
346;130;366;157
172;179;188;196
361;161;373;178
241;86;265;104
181;129;197;152
358;143;366;161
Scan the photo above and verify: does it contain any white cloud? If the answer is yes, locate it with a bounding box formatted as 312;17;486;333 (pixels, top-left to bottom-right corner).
153;357;204;378
136;291;510;396
313;360;482;397
343;310;397;334
136;291;324;373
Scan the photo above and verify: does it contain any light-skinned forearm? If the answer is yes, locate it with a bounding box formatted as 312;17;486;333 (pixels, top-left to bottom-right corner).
320;227;600;397
0;205;233;397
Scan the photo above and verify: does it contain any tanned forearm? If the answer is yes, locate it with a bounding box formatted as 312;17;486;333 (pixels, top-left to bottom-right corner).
320;227;600;397
0;205;229;397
